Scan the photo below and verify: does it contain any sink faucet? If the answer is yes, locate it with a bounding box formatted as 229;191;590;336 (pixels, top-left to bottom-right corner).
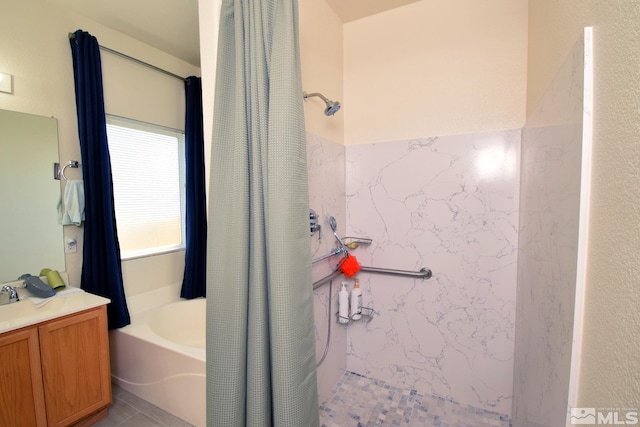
0;285;19;305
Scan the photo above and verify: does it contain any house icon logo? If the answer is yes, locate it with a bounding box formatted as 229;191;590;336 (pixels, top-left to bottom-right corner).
571;408;596;424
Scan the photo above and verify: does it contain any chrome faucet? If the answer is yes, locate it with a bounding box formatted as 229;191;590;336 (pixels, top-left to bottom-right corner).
0;285;19;305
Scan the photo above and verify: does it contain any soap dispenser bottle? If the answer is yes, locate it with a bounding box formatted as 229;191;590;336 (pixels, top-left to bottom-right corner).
350;278;363;320
338;282;350;324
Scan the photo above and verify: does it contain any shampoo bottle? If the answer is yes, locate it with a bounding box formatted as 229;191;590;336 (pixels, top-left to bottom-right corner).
338;282;350;324
350;278;363;320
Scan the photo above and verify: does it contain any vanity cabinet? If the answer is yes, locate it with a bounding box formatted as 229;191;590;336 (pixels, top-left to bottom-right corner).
0;305;111;427
0;327;47;426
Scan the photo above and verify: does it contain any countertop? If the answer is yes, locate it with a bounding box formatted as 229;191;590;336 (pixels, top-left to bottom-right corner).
0;285;110;334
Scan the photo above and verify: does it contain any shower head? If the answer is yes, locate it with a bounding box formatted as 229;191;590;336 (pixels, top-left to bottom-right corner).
303;91;341;116
324;101;341;116
328;216;348;256
329;216;338;232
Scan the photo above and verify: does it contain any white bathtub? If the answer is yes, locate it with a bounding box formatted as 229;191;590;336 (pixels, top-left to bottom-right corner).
109;285;206;426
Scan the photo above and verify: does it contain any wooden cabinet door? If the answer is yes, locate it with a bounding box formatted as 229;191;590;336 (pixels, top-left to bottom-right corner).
0;327;47;427
38;306;112;427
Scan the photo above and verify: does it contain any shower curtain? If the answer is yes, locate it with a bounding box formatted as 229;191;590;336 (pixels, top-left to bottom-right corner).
206;0;319;426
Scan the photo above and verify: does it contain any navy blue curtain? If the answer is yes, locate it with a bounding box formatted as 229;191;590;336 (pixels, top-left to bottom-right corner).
180;76;207;299
69;29;130;329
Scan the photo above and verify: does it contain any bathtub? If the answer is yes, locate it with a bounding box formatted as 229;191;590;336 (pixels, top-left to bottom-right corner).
109;285;206;426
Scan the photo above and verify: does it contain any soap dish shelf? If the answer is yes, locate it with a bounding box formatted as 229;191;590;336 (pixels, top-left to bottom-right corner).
336;306;375;325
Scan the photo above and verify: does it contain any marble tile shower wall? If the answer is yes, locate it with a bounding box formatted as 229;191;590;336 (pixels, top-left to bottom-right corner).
307;132;347;403
512;35;586;427
344;131;521;417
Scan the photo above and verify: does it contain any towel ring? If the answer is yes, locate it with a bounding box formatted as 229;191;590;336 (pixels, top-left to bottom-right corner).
61;160;80;181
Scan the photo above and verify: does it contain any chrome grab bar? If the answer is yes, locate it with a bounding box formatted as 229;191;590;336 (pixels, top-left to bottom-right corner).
309;214;432;289
312;265;432;290
360;266;432;279
312;268;344;290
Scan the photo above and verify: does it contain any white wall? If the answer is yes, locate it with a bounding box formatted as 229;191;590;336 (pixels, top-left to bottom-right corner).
299;0;344;145
527;1;640;411
299;0;347;403
198;0;222;200
307;133;347;404
343;0;528;145
0;0;199;294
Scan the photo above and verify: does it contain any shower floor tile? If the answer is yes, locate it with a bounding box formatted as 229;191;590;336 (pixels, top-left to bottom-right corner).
319;371;511;427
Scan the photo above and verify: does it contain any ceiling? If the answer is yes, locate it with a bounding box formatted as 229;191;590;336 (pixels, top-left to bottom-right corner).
48;0;420;67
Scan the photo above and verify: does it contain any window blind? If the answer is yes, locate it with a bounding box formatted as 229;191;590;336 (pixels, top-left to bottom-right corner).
106;115;185;258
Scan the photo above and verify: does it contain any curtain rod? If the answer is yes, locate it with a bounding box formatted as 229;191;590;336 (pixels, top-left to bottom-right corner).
68;32;187;82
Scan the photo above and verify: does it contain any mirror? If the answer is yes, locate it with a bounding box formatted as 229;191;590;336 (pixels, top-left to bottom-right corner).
0;109;65;283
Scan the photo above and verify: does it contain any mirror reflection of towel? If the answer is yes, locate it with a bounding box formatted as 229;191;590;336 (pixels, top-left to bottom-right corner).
60;180;85;226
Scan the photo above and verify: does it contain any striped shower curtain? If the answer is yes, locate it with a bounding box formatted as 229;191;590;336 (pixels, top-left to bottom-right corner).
205;0;319;426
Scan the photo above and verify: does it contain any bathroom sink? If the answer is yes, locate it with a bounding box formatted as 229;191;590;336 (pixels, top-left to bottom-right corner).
0;297;67;331
0;297;66;318
0;287;110;334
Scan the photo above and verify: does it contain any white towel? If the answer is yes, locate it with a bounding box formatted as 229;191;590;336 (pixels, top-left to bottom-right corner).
61;180;85;226
29;287;84;307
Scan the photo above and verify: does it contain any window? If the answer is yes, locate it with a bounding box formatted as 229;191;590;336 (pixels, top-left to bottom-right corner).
106;115;186;259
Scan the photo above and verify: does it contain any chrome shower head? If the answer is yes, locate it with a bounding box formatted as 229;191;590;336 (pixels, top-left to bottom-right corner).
328;216;348;256
329;216;338;232
324;100;341;116
303;91;341;116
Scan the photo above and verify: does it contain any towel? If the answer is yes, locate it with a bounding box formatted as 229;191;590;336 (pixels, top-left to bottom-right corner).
29;286;83;307
43;269;66;290
60;180;85;226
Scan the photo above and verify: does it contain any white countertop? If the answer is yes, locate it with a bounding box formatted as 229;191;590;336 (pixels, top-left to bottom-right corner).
0;286;110;334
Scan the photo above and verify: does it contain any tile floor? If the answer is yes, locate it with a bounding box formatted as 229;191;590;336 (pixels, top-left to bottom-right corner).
95;384;195;427
319;371;512;427
97;373;511;426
